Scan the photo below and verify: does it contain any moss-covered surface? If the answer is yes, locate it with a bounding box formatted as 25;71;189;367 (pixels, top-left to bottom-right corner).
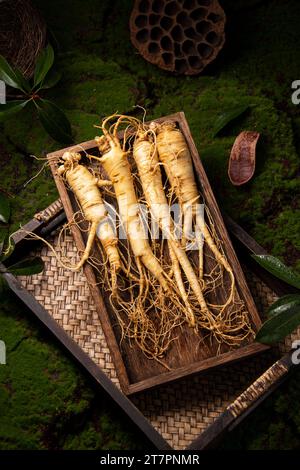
0;0;300;449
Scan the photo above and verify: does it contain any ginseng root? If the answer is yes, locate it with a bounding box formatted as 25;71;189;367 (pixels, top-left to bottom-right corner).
132;127;218;328
94;117;171;293
57;151;121;289
150;121;235;308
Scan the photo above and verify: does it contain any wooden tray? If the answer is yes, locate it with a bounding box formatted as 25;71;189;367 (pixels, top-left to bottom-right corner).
47;112;266;395
2;200;298;450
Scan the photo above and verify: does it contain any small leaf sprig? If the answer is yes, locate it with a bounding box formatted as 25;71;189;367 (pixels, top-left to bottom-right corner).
0;45;73;144
253;255;300;345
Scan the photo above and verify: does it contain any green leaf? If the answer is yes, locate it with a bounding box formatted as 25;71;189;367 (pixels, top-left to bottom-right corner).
252;255;300;290
35;99;73;144
8;257;44;276
0;54;30;92
0;100;29;121
0;236;15;262
267;294;300;317
40;69;61;90
13;68;31;93
212;104;250;137
0;193;10;223
34;45;55;87
0;226;8;255
256;300;300;344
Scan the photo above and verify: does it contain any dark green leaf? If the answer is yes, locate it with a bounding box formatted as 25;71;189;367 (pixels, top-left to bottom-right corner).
256;300;300;344
0;237;15;262
268;294;300;317
13;68;31;93
252;255;300;290
40;69;61;89
34;45;55;87
8;257;44;276
0;100;29;121
0;226;8;255
212;105;250;137
0;193;10;223
0;54;30;92
35;99;73;144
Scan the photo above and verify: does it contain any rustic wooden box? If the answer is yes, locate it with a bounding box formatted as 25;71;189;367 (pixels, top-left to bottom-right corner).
46;111;266;395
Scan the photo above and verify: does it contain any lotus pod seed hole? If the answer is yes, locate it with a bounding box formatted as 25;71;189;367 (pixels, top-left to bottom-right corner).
150;26;163;40
162;52;173;66
148;41;160;54
174;42;182;57
196;20;211;34
149;13;160;25
152;0;164;13
135;15;148;28
165;1;180;16
136;28;149;43
198;42;213;58
182;39;196;55
161;35;173;51
191;7;207;20
177;11;192;27
188;55;203;69
206;30;219;45
171;24;184;41
139;0;150;13
185;27;198;39
183;0;197;9
160;16;173;30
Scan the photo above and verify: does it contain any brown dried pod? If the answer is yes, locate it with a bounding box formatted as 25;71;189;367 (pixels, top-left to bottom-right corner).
0;0;46;78
228;131;260;186
130;0;226;75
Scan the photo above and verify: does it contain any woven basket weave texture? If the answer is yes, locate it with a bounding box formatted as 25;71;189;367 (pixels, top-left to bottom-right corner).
19;231;298;450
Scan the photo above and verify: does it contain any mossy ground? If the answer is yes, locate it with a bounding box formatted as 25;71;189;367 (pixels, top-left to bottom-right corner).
0;0;300;449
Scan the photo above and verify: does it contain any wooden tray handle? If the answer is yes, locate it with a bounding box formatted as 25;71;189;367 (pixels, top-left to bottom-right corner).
227;360;289;419
34;199;64;223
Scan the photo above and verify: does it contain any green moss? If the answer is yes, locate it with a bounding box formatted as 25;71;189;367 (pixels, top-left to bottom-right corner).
0;296;92;449
0;133;58;229
48;54;138;117
63;423;104;450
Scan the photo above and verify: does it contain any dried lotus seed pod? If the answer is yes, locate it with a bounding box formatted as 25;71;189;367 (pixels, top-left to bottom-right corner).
130;0;226;75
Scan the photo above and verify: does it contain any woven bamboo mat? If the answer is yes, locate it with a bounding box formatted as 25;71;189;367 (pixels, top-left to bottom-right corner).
18;231;297;450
